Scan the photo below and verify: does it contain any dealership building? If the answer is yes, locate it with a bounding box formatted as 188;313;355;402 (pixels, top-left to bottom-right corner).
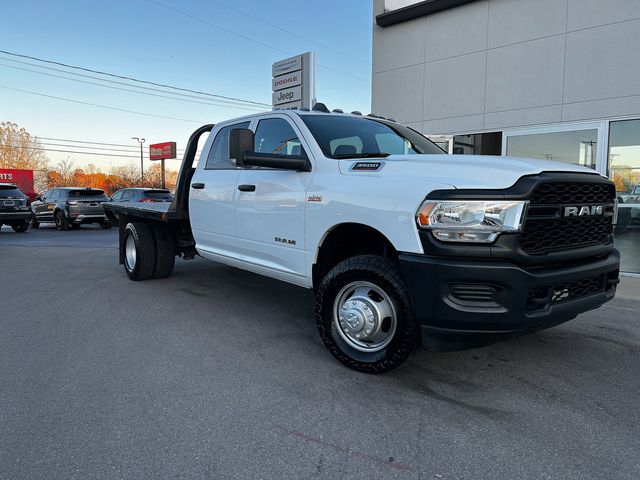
372;0;640;273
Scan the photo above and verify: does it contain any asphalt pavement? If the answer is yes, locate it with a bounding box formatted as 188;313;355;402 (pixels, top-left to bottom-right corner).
1;225;639;479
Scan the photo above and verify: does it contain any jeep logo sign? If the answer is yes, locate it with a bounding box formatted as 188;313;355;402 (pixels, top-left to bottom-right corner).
563;205;604;217
272;86;301;105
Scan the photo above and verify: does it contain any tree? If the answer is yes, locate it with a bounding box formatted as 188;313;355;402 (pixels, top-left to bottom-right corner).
144;163;178;189
0;121;48;171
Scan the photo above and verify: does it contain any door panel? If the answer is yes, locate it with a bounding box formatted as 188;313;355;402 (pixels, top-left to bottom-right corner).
235;169;309;278
234;117;311;279
189;121;250;257
190;169;241;257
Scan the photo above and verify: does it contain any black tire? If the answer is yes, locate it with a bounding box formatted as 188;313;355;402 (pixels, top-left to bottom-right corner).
54;210;70;231
100;220;112;230
12;222;29;233
123;222;156;281
150;223;176;279
315;255;418;374
31;216;39;228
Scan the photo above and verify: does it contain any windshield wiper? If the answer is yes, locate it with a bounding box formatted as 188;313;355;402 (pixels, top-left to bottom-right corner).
333;152;390;159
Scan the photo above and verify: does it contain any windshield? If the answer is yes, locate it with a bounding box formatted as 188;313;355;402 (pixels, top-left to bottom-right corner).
300;115;445;159
0;185;26;198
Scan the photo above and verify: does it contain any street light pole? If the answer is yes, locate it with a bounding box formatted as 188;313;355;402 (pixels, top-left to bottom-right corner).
132;137;145;186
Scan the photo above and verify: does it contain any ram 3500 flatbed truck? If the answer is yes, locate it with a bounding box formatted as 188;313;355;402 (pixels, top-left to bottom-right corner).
104;106;620;373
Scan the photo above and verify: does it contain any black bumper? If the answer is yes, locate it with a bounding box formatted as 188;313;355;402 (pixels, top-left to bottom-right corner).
399;250;620;351
0;211;32;223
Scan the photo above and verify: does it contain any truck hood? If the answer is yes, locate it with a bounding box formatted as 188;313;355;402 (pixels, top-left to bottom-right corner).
338;154;603;189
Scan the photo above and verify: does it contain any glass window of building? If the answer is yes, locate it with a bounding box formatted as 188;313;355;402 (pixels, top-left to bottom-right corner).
453;132;501;155
609;119;640;273
506;129;598;168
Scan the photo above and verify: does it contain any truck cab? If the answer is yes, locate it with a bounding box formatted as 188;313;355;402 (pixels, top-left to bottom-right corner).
107;108;620;373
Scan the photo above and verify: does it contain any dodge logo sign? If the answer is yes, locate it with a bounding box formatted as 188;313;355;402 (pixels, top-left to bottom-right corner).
563;205;604;217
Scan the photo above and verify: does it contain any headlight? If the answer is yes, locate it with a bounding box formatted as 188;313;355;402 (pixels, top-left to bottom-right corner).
416;200;528;243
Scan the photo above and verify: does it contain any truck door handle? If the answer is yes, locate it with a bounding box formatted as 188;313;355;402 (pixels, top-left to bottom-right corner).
191;183;205;189
238;184;256;192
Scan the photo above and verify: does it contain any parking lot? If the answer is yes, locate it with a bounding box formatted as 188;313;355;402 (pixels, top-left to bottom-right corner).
1;225;639;480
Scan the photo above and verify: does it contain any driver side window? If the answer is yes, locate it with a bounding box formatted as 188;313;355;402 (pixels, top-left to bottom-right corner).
254;118;304;157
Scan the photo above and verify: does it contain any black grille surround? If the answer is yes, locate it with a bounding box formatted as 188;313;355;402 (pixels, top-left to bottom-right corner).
421;172;618;266
520;181;616;255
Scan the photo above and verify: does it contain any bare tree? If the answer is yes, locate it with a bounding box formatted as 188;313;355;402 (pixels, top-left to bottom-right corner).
0;121;48;171
109;163;140;188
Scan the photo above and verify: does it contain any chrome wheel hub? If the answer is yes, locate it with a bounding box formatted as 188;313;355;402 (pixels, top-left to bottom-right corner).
125;235;137;271
333;281;397;352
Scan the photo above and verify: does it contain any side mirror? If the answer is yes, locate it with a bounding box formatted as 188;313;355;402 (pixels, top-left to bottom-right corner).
35;195;42;202
229;128;254;167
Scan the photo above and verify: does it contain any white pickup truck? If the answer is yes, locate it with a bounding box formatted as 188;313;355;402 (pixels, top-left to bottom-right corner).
104;105;620;373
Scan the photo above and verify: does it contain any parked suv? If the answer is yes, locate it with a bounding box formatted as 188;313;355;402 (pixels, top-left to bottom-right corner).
0;183;32;233
31;187;111;230
110;188;174;203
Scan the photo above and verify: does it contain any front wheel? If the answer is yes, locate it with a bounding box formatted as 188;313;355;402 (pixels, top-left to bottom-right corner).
54;210;70;231
315;255;418;374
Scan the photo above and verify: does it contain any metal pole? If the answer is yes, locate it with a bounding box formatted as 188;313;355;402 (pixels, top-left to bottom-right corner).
140;142;144;186
132;137;145;187
161;159;166;189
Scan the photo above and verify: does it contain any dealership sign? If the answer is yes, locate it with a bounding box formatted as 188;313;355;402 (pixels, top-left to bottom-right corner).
271;51;316;110
272;71;301;91
149;141;177;161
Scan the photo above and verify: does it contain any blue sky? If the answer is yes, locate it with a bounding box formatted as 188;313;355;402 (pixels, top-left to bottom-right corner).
0;0;373;169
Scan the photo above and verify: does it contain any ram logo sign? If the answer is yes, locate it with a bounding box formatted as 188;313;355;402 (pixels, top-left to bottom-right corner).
563;205;604;217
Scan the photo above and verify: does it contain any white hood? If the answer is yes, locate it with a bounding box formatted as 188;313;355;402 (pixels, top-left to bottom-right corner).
339;154;603;190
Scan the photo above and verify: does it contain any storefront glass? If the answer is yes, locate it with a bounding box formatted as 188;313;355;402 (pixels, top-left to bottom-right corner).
506;129;598;168
609;119;640;273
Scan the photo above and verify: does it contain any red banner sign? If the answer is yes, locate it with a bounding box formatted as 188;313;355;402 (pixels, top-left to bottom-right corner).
0;168;35;199
149;141;177;161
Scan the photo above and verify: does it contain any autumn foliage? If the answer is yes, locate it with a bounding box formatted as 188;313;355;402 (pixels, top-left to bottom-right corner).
46;160;178;195
1;121;178;195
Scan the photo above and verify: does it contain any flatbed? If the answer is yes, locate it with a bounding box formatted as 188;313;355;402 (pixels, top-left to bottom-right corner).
103;200;184;222
104;124;213;266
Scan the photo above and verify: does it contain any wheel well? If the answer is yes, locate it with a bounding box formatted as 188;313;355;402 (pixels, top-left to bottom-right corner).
313;223;397;289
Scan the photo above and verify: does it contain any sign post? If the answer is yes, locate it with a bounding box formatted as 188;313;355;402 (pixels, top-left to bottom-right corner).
149;141;177;189
272;51;316;110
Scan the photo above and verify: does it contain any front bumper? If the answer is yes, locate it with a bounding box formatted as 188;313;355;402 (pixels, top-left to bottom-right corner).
399;250;620;351
0;211;33;223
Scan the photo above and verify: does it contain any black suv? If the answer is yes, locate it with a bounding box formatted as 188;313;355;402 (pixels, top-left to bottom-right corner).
110;188;174;203
31;187;111;230
0;183;32;233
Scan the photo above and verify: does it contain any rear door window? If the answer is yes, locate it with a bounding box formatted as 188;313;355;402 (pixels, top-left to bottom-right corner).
205;121;251;169
121;190;134;201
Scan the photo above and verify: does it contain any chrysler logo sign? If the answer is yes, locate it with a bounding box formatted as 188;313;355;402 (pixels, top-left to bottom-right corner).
563;205;604;217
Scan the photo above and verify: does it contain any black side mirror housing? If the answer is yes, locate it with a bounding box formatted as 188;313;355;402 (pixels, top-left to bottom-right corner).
229;128;254;167
35;195;42;202
243;153;311;172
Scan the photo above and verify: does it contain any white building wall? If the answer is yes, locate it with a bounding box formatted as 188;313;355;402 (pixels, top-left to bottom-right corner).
372;0;640;135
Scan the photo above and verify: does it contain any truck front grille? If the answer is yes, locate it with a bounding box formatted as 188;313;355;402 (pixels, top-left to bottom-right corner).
520;181;615;255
